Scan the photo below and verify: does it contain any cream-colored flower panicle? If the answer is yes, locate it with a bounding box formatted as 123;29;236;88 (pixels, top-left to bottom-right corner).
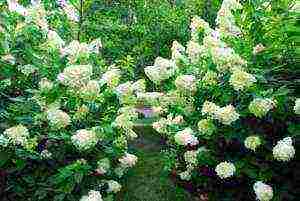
215;105;239;125
107;180;122;193
294;98;300;114
39;78;53;91
80;190;103;201
119;153;138;168
47;30;65;49
3;124;29;146
144;57;176;84
273;137;295;162
174;128;199;146
175;75;197;93
71;129;98;151
57;64;93;88
253;181;273;201
171;40;185;61
244;136;261;151
46;108;70;128
229;69;256;91
249;98;276;118
201;101;220;116
186;40;207;63
215;161;236;179
100;68;121;88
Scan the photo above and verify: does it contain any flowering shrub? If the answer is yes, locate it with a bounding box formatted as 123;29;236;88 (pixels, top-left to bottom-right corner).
0;1;141;200
143;0;298;200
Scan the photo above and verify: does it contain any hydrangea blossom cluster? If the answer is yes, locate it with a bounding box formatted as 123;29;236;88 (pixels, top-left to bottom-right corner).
71;129;98;151
174;128;199;146
46;108;71;129
272;137;295;162
215;161;236;179
79;190;103;201
253;181;273;201
248;98;276;118
244;136;262;151
3;124;29;146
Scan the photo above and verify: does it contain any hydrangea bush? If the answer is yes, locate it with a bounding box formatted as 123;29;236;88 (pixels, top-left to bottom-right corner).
143;0;298;200
0;1;142;200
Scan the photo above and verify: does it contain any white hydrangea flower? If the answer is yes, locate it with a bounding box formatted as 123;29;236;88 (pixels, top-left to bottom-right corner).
107;180;122;193
80;190;103;201
197;119;216;136
201;101;220;116
3;124;29;146
171;40;185;61
184;150;199;165
2;54;16;65
253;181;273;201
294;98;300;114
186;40;207;62
40;149;52;159
273;137;295;162
202;71;218;86
249;98;276;118
190;16;212;40
175;75;197;93
179;170;192;181
215;161;236;179
119;153;138;168
46;109;70;128
26;2;49;31
87;38;102;54
58;0;80;22
100;68;121;88
229;69;256;91
71;129;98;151
174;128;199;146
18;64;38;76
80;80;100;100
152;118;168;134
96;158;111;175
244;136;261;151
57;64;93;88
47;30;65;49
215;105;239;125
7;0;28;16
132;79;146;93
144;57;176;84
39;78;53;91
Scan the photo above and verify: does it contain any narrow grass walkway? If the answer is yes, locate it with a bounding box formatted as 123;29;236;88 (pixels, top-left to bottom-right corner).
117;125;192;201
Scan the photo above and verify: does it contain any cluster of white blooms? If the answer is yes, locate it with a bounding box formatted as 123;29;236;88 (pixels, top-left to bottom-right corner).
60;39;101;62
294;98;300;114
216;0;242;36
201;101;220;116
47;30;65;49
2;54;16;65
190;16;212;40
7;0;28;16
144;57;177;84
215;105;240;125
253;181;273;201
174;128;199;146
184;150;199;165
80;80;100;101
244;136;261;151
100;68;121;88
3;125;29;146
57;64;93;88
71;129;98;151
46;108;71;128
114;109;138;139
171;40;185;61
248;98;276;118
17;64;38;76
197;119;216;136
107;180;122;193
115;79;146;104
119;153;138;168
229;69;256;91
40;149;52;159
39;78;53;91
79;190;103;201
153;114;184;134
273;137;295;162
175;75;197;93
96;158;111;175
202;102;239;125
186;40;207;63
179;170;192;181
215;161;236;179
57;0;79;22
202;71;218;86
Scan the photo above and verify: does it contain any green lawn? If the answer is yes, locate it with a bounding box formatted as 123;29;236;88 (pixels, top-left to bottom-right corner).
116;125;192;201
